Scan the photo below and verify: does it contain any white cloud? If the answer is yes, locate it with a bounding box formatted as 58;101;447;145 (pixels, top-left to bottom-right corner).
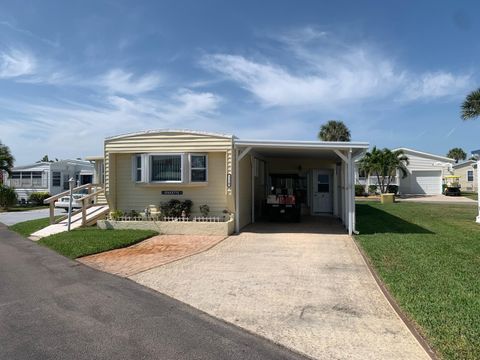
201;28;472;107
0;48;36;78
403;72;472;101
0;89;221;163
99;69;161;94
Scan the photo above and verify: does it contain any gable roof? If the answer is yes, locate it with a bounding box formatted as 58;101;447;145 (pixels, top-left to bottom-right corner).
393;147;454;163
453;160;477;169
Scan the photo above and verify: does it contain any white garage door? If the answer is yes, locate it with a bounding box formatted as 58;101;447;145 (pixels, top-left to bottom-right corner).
410;170;442;194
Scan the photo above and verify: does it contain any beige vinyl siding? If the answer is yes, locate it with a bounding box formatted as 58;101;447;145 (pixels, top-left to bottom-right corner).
114;152;228;216
453;163;477;192
105;132;233;153
238;155;252;229
104;131;234;211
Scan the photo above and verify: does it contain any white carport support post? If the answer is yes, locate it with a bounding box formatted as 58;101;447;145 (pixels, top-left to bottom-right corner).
347;149;354;235
235;147;252;233
477;159;480;223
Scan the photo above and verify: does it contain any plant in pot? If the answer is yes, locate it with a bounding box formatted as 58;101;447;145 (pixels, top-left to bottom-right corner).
199;204;210;217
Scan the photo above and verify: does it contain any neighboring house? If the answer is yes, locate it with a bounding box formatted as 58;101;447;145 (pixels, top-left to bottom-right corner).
355;148;455;195
4;160;94;203
452;160;477;192
95;129;369;235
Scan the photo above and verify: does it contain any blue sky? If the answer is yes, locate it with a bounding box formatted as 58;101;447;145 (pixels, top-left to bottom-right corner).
0;0;479;164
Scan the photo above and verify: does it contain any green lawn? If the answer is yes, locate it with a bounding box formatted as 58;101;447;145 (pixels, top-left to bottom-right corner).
355;202;480;360
462;192;478;201
9;216;61;237
38;228;158;259
5;205;49;212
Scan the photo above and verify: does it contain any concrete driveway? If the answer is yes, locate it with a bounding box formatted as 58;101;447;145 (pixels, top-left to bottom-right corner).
0;208;63;226
132;217;430;360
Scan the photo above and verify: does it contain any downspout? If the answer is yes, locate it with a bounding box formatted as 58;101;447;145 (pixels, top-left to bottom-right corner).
347;149;353;236
235;149;240;233
352;149;367;234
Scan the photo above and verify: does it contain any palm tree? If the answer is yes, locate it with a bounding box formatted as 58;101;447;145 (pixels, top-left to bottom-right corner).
318;120;351;142
0;141;14;183
359;147;409;193
461;88;480;120
447;148;467;163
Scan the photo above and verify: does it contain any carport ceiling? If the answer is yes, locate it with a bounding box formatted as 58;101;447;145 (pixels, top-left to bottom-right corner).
235;139;369;160
250;148;341;160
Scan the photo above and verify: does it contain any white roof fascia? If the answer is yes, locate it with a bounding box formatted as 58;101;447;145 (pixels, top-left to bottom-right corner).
393;147;454;162
234;139;369;150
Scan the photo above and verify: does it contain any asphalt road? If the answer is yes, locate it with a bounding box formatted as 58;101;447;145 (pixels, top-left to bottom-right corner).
0;223;307;360
0;208;64;226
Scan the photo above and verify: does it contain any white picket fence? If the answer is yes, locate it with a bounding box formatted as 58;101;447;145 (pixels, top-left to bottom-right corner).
108;215;226;222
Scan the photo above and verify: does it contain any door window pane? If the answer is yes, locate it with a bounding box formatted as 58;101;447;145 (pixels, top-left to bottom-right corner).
317;174;329;192
151;155;182;182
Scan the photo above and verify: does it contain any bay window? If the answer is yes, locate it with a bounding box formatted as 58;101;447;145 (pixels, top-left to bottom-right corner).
132;153;208;184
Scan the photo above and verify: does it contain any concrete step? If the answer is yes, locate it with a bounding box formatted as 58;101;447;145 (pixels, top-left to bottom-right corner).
30;205;110;240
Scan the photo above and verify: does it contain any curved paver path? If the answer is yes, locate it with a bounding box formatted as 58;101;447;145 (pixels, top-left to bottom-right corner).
132;221;431;360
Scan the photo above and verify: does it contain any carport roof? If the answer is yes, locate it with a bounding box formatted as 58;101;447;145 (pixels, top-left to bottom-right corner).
234;139;369;158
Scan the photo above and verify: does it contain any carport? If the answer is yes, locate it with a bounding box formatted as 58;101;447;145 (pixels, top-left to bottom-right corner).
233;140;369;235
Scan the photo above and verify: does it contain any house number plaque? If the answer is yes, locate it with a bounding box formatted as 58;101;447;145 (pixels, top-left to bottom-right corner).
161;190;183;195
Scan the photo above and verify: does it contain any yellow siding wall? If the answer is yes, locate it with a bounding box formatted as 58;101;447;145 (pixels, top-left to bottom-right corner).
454;164;477;192
238;155;252;229
114;152;228;216
104;131;234;214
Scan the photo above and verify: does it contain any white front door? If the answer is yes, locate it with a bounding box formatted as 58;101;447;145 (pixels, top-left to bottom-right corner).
312;170;333;214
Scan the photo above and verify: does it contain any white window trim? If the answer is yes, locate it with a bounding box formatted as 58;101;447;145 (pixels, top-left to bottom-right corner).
189;153;208;183
149;153;185;184
132;154;144;183
467;169;474;182
52;171;62;187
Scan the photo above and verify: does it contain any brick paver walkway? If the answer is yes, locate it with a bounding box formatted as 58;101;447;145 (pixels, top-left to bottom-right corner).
78;235;225;277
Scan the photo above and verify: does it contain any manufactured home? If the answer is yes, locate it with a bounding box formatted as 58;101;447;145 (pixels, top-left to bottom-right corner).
355;148;455;195
452;160;478;192
94;130;369;235
4;160;94;203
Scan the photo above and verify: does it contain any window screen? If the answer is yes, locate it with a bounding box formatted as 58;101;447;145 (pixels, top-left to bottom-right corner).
52;172;61;187
151;155;182;182
191;155;207;182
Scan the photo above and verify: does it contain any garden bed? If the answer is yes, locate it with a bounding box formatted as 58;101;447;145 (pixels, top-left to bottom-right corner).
98;216;234;236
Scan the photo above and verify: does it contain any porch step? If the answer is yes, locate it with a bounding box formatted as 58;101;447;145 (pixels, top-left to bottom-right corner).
29;205;109;240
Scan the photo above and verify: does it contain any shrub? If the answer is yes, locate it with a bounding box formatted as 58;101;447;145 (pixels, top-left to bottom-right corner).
110;210;124;220
199;204;210;217
128;210;139;218
160;199;193;218
368;185;378;194
28;192;50;205
355;185;365;196
386;185;399;195
0;185;17;209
